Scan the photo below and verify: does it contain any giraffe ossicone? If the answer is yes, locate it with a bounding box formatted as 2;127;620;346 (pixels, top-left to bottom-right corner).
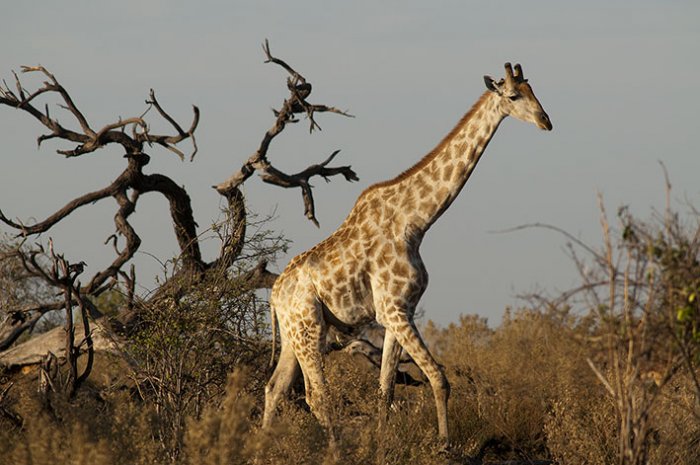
262;62;552;448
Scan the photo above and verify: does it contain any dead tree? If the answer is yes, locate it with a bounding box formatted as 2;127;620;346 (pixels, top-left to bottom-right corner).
0;42;357;367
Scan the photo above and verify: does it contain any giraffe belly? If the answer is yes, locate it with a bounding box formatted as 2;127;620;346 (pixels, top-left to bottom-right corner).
315;274;375;328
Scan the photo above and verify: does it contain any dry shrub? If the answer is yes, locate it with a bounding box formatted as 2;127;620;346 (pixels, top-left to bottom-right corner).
376;390;448;465
4;305;695;465
127;268;271;462
545;379;617;465
424;309;604;462
647;373;700;465
544;361;700;465
327;350;446;465
10;417;112;465
183;369;258;465
537;191;700;465
254;400;329;465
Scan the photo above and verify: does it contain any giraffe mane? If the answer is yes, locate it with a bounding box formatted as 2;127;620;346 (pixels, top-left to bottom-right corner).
361;91;491;195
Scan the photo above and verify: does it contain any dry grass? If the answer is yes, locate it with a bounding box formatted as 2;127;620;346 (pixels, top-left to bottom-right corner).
1;308;699;464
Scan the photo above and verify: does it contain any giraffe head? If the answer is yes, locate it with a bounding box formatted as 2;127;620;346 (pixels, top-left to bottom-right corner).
484;63;552;131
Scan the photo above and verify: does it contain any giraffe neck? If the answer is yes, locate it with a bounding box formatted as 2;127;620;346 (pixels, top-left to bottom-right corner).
378;91;505;237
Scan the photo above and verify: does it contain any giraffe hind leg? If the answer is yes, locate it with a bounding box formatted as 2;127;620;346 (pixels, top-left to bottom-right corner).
378;329;403;419
263;340;300;429
287;296;338;446
296;344;338;447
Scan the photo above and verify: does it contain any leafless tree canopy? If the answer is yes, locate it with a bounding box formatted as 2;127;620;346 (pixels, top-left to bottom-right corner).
0;40;357;356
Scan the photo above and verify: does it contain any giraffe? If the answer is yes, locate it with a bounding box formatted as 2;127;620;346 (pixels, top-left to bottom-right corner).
262;63;552;447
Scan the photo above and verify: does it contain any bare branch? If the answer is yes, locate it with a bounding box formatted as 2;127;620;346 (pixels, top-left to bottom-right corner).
2;67;198;160
139;90;200;161
259;150;358;226
493;222;607;267
95;117;148;141
0;184;117;237
587;357;616;397
262;39;305;84
21;65;96;137
214;41;356;225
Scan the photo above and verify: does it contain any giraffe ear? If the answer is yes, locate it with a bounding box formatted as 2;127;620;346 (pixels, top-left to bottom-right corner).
484;75;502;94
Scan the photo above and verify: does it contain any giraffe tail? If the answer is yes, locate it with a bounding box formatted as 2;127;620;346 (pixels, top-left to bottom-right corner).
269;304;277;369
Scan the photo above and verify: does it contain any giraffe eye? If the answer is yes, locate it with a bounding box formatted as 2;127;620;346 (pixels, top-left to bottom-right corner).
508;94;521;101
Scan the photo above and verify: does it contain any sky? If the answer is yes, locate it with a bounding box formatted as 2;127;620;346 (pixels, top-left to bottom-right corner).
1;1;698;327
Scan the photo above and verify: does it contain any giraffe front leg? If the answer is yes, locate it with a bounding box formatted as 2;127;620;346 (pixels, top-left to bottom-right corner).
386;317;450;449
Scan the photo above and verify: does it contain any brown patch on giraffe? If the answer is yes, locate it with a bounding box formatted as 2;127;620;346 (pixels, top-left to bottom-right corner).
379;270;390;283
442;164;454;182
381;189;396;203
456;160;467;177
368;195;382;212
429;167;440;183
419;200;437;214
415;177;431;199
413;176;427;191
332;289;344;305
392;261;409;278
359;222;374;240
330;254;342;267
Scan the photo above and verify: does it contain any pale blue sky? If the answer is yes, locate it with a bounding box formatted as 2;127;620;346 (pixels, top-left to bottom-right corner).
1;1;698;326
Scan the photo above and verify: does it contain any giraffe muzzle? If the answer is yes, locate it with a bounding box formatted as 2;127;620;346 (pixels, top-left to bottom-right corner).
538;112;553;131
